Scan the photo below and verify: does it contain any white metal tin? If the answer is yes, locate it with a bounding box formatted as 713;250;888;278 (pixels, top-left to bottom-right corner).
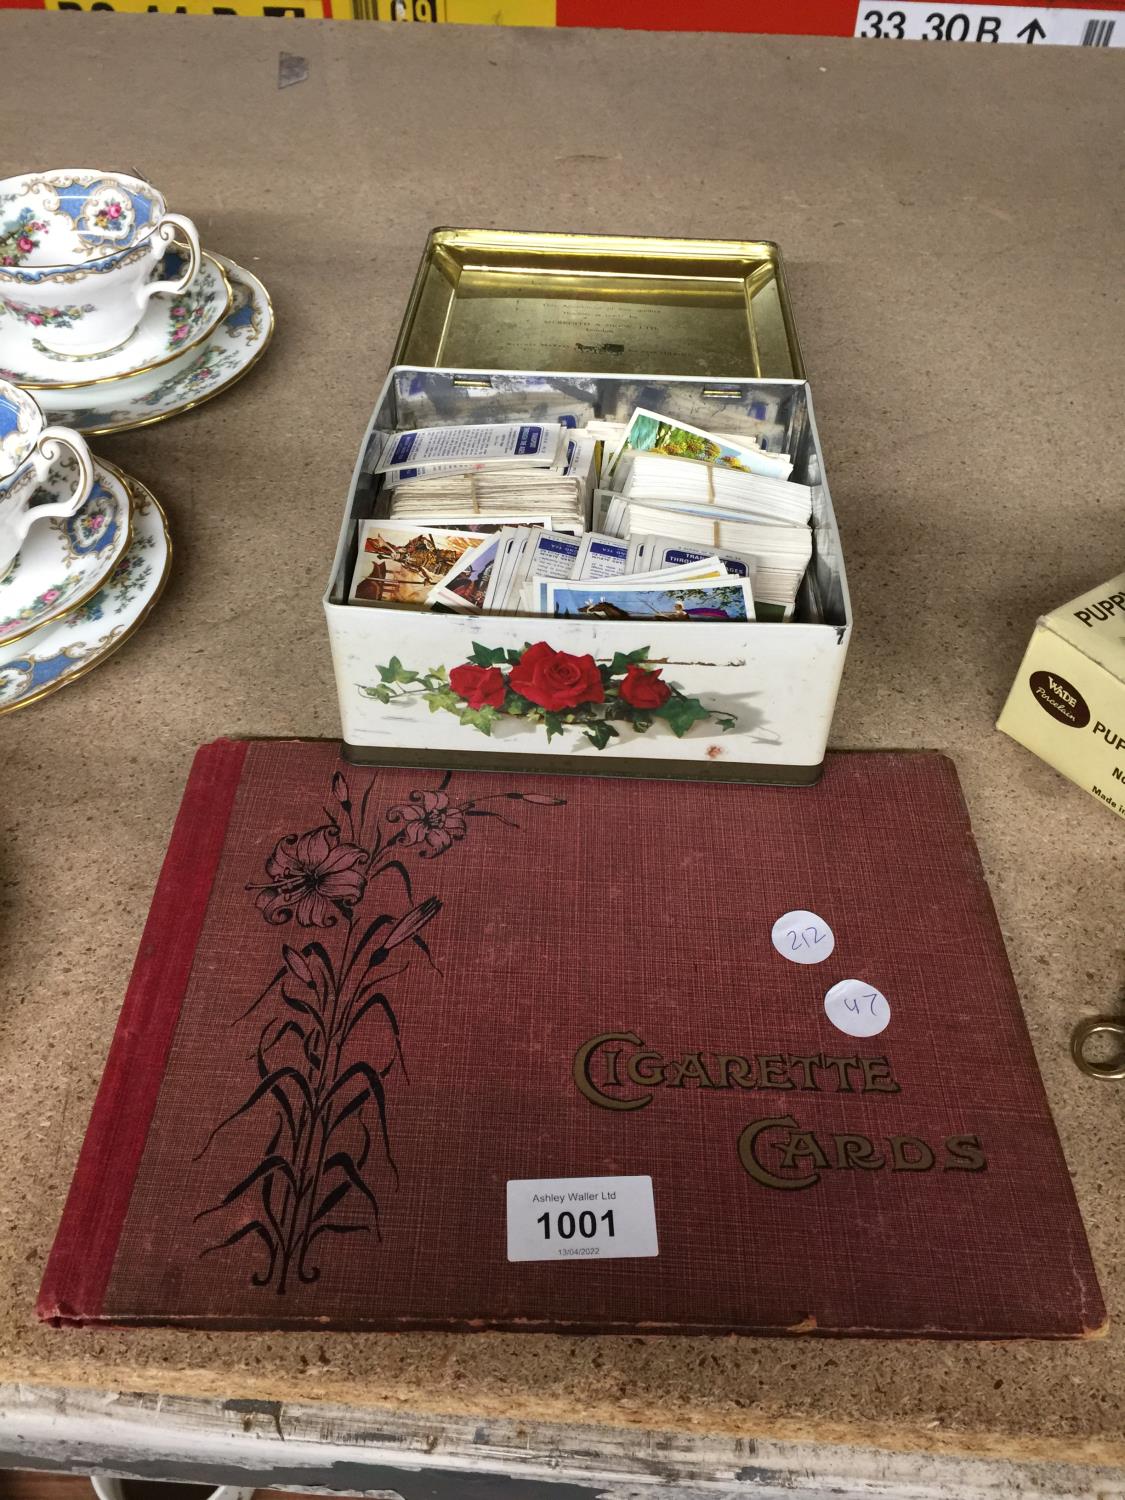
325;368;850;784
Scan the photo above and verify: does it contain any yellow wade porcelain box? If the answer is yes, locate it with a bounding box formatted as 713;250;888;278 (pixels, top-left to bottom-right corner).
325;230;852;784
998;569;1125;819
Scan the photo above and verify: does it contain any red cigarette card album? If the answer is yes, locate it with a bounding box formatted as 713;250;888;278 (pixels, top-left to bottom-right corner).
39;740;1104;1338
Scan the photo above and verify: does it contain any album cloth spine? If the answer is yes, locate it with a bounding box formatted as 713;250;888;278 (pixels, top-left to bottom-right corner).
37;738;250;1327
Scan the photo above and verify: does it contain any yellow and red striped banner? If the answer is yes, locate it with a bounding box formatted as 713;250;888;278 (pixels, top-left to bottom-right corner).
25;0;1125;44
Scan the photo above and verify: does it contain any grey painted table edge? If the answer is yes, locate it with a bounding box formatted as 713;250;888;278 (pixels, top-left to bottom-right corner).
0;1383;1122;1498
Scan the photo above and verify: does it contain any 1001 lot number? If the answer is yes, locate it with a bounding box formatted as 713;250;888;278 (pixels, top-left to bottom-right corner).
536;1209;615;1242
861;9;1011;38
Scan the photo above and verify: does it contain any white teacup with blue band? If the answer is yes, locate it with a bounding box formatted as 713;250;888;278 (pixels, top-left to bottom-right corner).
0;169;201;357
0;379;94;575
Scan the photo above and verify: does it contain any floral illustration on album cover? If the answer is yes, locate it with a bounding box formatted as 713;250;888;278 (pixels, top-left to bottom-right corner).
193;767;565;1293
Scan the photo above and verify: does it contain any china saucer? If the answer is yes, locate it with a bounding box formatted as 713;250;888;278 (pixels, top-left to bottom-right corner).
0;472;170;715
32;256;272;435
0;249;232;389
0;457;132;647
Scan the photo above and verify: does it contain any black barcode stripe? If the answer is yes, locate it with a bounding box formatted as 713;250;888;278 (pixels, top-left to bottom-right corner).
1081;17;1115;44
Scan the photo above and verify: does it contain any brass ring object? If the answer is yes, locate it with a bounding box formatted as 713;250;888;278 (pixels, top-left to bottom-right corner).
1071;1017;1125;1080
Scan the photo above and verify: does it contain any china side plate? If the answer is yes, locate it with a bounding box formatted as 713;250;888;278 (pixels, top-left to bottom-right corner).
0;457;132;647
0;466;171;714
26;255;272;435
0;249;233;389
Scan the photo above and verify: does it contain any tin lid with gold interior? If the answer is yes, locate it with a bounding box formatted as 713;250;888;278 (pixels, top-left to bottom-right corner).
392;229;804;381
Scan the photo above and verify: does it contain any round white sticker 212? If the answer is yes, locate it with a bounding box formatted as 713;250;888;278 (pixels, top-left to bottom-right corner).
771;910;835;965
824;979;891;1037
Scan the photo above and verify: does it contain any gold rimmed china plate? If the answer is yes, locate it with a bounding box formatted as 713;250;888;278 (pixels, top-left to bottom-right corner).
0;466;171;715
0;251;233;390
0;457;133;649
30;256;274;436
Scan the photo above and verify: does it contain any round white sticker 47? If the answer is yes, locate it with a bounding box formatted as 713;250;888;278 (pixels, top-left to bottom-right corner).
824;979;891;1037
771;910;835;965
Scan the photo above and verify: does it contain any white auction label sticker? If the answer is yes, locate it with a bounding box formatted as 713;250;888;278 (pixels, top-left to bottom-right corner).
855;3;1123;46
824;979;892;1038
771;909;836;965
506;1175;658;1262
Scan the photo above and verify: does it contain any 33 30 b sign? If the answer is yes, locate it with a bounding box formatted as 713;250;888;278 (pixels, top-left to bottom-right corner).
856;2;1121;42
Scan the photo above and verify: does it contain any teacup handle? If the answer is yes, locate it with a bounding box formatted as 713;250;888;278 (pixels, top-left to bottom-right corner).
18;427;96;539
138;212;202;304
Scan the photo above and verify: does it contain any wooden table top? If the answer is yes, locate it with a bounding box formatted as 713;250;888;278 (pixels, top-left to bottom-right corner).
0;11;1121;1469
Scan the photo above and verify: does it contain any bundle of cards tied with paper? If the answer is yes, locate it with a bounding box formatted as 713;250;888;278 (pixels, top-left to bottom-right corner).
348;409;814;624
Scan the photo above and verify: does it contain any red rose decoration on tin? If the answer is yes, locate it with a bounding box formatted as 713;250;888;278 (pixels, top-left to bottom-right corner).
362;643;738;749
618;662;672;709
508;642;605;712
449;663;506;710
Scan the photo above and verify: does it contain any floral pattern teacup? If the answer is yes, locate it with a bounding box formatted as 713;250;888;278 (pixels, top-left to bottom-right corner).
0;379;94;575
0;170;200;356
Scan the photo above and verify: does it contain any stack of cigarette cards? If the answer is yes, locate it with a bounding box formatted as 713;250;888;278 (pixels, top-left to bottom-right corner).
349;410;814;622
